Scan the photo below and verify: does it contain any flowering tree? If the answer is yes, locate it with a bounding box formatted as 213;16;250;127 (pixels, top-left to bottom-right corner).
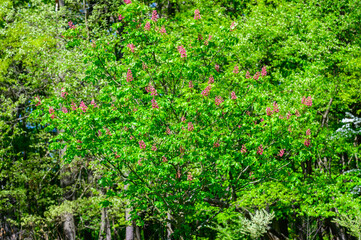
34;1;361;238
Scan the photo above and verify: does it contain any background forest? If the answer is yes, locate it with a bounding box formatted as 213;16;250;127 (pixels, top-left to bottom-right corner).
0;0;361;239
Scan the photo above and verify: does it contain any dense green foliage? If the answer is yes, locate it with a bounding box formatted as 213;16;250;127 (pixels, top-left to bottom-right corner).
1;0;361;239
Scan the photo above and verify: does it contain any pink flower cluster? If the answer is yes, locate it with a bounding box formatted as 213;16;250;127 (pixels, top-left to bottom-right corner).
49;107;55;119
266;107;272;116
160;26;166;34
187;172;193;181
208;75;214;84
233;65;239;74
126;69;133;82
146;84;158;96
194;9;201;20
105;128;112;136
177;45;187;58
241;144;247;154
304;139;310;147
306;129;311;136
214;141;220;148
35;96;41;106
151;10;158;22
261;66;267;76
301;96;312;107
215;64;220;72
151;98;159;109
286;112;292;120
257;144;263;155
246;71;250;79
279;149;285;157
71;102;77;111
127;43;135;53
189;81;193;88
144;22;151;31
79;101;87;113
139;140;146;149
91;99;97;108
201;85;211;97
215;96;224;106
166;127;171;135
273;102;279;113
124;0;131;4
253;72;260;80
152;144;157;151
230;21;235;31
162;156;168;162
118;14;124;21
62;107;68;113
231;91;237;100
61;88;68;98
68;21;76;29
181;116;186;122
188;122;194;131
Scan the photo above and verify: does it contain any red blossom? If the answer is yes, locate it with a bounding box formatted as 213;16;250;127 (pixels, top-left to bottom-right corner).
187;172;193;181
214;141;220;148
151;10;158;22
230;21;236;31
71;102;77;111
68;21;76;29
152;144;157;151
201;85;211;97
287;111;292;120
194;9;201;20
241;144;247;154
253;72;260;81
177;45;187;58
233;65;239;74
188;122;194;131
266;107;272;116
208;75;214;84
215;64;220;72
49;106;55;114
189;81;194;88
126;69;133;82
279;149;285;157
257;144;263;155
261;66;267;76
61;88;68;98
79;101;87;113
118;14;124;21
35;96;41;106
91;99;97;108
151;98;159;109
231;91;237;100
273;102;279;113
304;139;310;147
139;140;146;149
215;96;224;106
127;43;135;53
166;127;171;135
160;26;166;34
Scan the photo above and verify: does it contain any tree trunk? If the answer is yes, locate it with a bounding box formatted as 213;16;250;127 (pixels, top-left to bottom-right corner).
99;207;111;240
125;184;134;240
60;145;76;240
63;213;76;240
